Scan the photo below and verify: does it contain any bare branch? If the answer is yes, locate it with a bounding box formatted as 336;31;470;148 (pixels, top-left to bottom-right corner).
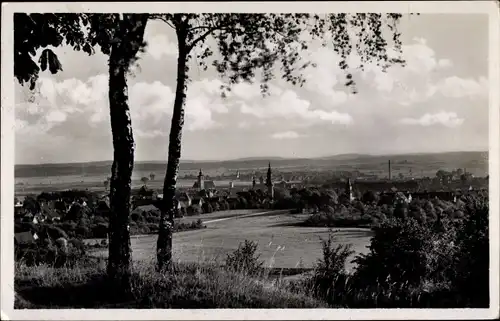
152;14;176;30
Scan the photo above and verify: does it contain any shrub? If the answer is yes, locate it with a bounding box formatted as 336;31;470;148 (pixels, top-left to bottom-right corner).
447;197;489;307
202;202;213;214
186;205;202;216
352;217;434;290
225;240;263;275
309;231;354;304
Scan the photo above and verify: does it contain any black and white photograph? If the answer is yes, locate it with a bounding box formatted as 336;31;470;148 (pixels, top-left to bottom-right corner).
1;1;499;320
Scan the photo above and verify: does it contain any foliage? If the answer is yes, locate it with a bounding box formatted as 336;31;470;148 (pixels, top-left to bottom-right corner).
352;217;434;289
225;240;264;275
447;196;489;307
308;231;355;304
15;260;324;308
15;239;86;268
154;13;408;268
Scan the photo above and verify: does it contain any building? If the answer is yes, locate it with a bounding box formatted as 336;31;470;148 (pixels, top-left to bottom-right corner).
131;204;160;216
15;231;39;246
346;178;354;202
193;169;216;190
266;162;274;200
176;192;192;207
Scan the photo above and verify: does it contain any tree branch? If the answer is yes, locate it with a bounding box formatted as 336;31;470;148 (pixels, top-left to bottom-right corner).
152;14;176;30
186;26;227;52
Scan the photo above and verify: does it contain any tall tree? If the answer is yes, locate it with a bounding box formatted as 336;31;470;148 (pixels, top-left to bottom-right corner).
98;13;149;286
14;13;149;289
153;13;407;270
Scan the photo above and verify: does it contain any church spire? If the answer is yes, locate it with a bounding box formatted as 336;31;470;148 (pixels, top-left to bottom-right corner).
266;162;272;187
197;168;204;191
266;162;274;200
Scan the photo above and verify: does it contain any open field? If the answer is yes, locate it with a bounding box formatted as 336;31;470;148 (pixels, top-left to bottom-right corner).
88;210;373;271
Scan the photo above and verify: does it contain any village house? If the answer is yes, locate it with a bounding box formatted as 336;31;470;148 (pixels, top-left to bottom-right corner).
14;230;39;246
131;204;160;216
14;201;25;216
132;186;158;201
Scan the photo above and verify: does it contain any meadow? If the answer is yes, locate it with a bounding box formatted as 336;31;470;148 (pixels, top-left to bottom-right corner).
87;210;373;271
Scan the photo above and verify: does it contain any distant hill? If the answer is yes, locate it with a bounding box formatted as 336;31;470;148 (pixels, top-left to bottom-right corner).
15;151;488;179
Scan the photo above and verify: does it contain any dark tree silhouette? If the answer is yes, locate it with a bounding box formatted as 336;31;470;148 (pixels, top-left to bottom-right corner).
14;13;148;291
152;13;407;270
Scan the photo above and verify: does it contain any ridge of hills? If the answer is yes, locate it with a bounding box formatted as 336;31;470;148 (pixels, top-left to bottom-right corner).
15;151;488;179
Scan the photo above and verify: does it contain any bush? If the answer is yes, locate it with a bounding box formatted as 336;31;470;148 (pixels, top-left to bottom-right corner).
174;219;205;233
186;205;202;216
447;197;489;307
352;217;434;290
309;231;354;304
225;240;263;275
202;202;213;214
15;241;86;268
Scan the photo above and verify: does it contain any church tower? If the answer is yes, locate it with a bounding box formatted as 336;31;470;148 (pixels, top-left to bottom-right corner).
197;169;204;191
266;162;274;200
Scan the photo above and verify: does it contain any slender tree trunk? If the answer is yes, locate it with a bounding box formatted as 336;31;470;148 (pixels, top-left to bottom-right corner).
106;14;148;290
157;24;189;271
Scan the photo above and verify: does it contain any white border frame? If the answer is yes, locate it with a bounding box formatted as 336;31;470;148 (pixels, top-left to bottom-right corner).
1;1;499;320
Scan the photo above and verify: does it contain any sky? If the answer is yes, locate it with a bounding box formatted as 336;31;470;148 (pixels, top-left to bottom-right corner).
14;14;489;164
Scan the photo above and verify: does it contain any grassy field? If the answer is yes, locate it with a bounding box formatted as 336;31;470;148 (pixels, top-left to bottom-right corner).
87;210;373;270
15;259;327;309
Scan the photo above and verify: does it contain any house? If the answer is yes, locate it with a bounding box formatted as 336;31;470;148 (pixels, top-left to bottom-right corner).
274;180;289;189
43;207;61;222
14;202;25;216
191;197;204;207
131;204;160;216
22;214;39;224
14;231;38;245
193;180;216;190
132;186;158;200
176;192;192;207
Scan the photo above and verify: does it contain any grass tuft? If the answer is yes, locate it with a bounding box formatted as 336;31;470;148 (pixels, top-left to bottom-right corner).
15;258;325;309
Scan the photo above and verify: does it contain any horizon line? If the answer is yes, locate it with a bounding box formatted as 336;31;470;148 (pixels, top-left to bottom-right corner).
14;149;488;167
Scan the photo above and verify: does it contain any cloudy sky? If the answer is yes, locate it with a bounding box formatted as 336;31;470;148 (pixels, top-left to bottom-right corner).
15;14;489;164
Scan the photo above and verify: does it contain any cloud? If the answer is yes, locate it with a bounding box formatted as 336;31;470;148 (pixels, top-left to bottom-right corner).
271;131;304;139
17;74;234;147
400;111;464;128
46;110;67;123
358;37;486;106
239;87;353;126
143;34;178;60
435;76;488;98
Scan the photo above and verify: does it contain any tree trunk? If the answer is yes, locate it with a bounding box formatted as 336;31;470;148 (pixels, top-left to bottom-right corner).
157;25;189;271
106;14;148;290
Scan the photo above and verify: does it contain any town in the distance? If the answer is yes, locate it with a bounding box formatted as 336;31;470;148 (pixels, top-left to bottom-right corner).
14;152;488;246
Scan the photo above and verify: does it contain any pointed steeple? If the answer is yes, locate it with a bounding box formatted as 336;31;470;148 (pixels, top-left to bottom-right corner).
197;168;204;191
266;162;274;200
266;162;272;187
